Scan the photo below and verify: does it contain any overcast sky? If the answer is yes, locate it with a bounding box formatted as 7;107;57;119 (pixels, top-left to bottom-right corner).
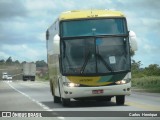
0;0;160;67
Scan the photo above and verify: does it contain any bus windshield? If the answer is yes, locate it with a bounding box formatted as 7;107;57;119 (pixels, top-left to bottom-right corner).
61;18;127;37
61;37;130;75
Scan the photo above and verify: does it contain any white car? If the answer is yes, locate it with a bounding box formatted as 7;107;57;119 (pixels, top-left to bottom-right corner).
7;75;12;80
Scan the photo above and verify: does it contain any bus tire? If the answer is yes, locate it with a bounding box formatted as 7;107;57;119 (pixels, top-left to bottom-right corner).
23;76;27;81
31;79;35;81
23;78;27;81
54;96;61;103
116;95;125;105
61;98;70;106
31;76;35;81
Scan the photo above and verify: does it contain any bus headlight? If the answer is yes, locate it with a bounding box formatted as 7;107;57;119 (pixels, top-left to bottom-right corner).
63;82;80;87
115;80;126;85
115;79;131;85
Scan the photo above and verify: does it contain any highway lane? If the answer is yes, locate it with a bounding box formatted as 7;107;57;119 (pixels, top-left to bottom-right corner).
0;80;61;120
0;80;160;120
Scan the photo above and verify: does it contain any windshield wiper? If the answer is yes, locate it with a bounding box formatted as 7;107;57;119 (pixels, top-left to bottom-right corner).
80;53;113;74
80;52;91;74
96;54;113;72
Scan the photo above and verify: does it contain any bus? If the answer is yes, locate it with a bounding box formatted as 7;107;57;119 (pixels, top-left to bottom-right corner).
46;9;137;106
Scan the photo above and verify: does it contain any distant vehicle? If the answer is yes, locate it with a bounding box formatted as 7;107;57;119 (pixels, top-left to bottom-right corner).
22;63;36;81
7;75;12;80
2;72;8;80
46;9;138;106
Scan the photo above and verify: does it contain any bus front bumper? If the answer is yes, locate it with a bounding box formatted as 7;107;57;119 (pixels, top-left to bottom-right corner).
61;82;131;99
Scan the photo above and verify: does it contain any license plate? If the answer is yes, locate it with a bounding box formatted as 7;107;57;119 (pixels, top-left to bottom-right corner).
92;90;103;94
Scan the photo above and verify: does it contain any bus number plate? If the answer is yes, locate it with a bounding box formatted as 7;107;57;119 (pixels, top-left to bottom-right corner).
92;90;103;94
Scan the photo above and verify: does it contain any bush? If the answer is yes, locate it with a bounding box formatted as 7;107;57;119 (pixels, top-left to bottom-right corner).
132;76;160;92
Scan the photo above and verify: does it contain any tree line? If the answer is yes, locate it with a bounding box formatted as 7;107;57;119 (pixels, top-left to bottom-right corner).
131;60;160;78
0;57;47;67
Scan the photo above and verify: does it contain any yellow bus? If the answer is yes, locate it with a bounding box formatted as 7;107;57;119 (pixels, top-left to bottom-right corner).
46;9;137;106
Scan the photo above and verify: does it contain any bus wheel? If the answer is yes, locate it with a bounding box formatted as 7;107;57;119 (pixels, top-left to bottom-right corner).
54;96;61;103
116;95;125;105
61;98;70;106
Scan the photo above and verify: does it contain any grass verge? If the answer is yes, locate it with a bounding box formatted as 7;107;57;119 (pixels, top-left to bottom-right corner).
132;76;160;93
36;75;49;81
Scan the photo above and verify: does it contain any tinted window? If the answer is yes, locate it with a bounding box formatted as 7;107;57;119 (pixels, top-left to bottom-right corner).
61;18;127;37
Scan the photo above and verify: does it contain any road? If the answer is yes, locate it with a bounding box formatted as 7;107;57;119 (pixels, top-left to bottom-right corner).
0;80;159;120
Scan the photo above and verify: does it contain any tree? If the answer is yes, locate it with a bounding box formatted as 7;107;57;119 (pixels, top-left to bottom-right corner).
144;64;160;76
0;59;5;65
14;60;20;65
6;57;13;65
131;60;142;72
21;61;27;64
131;60;144;78
36;60;47;67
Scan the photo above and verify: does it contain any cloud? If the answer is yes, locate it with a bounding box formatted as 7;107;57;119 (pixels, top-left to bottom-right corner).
0;16;48;45
37;32;46;42
0;51;9;60
25;0;55;10
1;44;46;62
0;0;159;66
0;0;27;20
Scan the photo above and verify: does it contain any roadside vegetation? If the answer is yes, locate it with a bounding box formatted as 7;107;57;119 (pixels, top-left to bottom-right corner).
36;73;49;81
131;60;160;93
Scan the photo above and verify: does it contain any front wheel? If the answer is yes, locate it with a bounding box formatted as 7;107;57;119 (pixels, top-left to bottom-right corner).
31;79;35;81
31;76;35;81
61;98;70;107
116;95;125;105
54;95;61;103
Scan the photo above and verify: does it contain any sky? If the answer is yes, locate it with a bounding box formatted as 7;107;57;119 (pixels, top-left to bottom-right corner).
0;0;160;67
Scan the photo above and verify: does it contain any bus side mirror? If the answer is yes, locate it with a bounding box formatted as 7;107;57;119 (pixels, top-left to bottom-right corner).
129;31;138;51
54;34;60;41
53;34;60;54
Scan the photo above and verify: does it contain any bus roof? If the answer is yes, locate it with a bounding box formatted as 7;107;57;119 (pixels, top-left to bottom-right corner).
59;9;125;20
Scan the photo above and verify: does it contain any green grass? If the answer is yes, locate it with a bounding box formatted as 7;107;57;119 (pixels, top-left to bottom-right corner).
36;75;49;81
132;76;160;93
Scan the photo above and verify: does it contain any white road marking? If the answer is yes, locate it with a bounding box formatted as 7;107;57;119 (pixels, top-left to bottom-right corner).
6;81;51;111
5;81;65;120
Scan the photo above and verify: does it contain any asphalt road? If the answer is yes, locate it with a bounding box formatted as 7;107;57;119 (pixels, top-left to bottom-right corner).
0;80;160;120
